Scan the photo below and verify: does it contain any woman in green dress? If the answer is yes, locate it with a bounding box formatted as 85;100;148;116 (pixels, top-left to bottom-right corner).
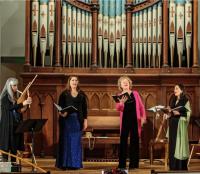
168;84;191;170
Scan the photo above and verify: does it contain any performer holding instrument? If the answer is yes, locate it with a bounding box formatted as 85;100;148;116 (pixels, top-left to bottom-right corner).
0;75;37;162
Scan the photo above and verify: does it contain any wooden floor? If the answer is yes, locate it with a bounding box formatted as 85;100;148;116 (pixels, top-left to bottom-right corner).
19;158;200;174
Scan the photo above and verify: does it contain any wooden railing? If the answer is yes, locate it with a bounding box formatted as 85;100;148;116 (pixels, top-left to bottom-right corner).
0;150;47;173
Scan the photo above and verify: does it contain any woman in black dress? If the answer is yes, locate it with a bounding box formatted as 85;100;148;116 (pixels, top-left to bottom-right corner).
168;84;191;170
116;76;146;169
0;78;32;161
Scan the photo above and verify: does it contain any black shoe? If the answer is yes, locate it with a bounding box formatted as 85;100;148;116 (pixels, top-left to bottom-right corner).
67;167;79;170
60;167;67;170
117;165;126;170
129;164;139;169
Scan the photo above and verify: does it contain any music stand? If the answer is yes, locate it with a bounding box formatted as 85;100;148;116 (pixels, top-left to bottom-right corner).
147;106;164;140
16;119;47;172
147;106;166;165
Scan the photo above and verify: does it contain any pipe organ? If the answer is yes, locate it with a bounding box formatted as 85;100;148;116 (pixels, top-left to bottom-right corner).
61;1;92;67
28;0;198;68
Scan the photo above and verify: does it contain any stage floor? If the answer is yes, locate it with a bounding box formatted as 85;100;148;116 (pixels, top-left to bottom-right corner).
19;158;200;174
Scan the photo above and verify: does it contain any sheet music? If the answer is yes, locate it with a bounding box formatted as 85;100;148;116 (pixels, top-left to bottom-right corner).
54;103;62;111
171;106;183;111
147;105;165;112
54;103;78;113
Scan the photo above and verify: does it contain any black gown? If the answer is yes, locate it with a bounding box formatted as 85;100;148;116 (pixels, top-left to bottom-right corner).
118;92;139;169
168;95;188;170
0;92;24;161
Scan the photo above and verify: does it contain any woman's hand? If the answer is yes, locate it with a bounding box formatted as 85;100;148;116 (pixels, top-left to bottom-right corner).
59;112;68;117
23;97;32;106
172;110;180;116
141;117;146;127
119;95;128;103
166;106;172;113
83;119;88;130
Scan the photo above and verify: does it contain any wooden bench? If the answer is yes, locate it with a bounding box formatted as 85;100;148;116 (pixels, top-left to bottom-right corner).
82;136;120;144
82;116;121;160
82;135;131;161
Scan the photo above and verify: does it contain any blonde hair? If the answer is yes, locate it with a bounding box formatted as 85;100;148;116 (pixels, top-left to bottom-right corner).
117;76;133;91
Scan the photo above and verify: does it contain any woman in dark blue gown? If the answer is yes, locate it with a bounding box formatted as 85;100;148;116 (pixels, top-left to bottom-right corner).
55;76;88;170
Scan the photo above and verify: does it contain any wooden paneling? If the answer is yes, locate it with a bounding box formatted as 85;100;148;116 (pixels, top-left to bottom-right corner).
21;70;200;158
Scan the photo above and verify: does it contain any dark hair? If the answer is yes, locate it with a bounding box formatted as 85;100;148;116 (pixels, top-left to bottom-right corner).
175;84;185;98
176;84;185;93
170;83;187;107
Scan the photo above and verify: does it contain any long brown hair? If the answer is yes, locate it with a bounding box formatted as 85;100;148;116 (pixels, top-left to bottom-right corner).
65;75;80;91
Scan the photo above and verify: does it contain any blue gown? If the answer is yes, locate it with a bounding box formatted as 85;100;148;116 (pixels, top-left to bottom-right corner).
56;112;82;169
